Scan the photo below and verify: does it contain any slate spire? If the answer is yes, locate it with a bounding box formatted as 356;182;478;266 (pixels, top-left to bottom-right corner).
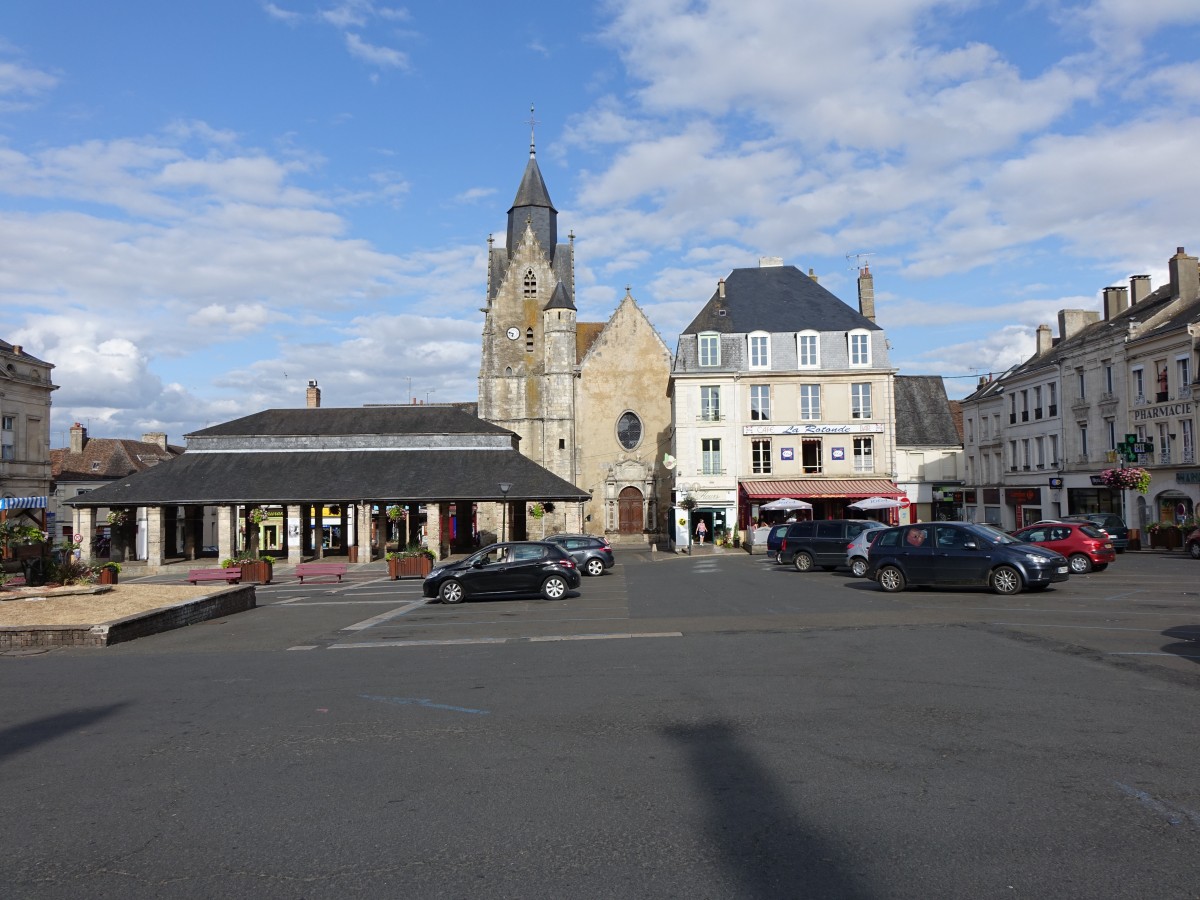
506;110;558;259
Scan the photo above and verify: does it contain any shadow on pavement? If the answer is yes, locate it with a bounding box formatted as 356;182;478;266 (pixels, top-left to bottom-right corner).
0;703;128;763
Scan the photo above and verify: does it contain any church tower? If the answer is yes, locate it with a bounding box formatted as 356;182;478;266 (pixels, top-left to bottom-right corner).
478;123;580;505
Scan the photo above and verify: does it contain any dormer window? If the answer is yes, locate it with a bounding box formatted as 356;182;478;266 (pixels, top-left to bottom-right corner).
848;329;871;367
698;332;720;367
748;332;770;369
797;331;819;368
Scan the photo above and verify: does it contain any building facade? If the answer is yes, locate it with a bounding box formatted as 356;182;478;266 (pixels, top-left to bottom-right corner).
0;340;57;548
670;260;901;543
477;142;673;544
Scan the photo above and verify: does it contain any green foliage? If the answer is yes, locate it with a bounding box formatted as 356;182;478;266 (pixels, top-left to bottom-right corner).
48;555;95;586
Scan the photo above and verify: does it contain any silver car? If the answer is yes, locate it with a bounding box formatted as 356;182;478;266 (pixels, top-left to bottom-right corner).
846;527;884;578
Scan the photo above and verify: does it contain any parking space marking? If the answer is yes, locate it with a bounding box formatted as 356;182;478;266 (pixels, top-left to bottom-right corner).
328;632;682;650
528;632;683;642
989;622;1167;633
287;645;319;650
1111;651;1200;659
342;599;428;631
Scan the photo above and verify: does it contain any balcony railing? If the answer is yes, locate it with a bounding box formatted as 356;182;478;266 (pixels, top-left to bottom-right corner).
1133;394;1147;406
697;412;724;422
1035;408;1043;419
1183;449;1196;464
1178;385;1193;400
1158;451;1172;465
1048;404;1057;416
1021;411;1029;421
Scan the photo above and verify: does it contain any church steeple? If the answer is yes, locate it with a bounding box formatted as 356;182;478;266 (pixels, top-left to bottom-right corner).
507;105;558;259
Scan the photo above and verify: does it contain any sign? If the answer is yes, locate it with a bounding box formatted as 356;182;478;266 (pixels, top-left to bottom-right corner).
1133;401;1193;422
1178;471;1200;484
780;447;794;461
72;533;82;542
743;423;885;436
831;447;845;461
1048;478;1063;489
1006;487;1040;504
899;497;911;507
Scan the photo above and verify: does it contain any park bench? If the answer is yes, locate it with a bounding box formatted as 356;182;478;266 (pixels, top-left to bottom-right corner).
188;567;241;585
294;562;347;583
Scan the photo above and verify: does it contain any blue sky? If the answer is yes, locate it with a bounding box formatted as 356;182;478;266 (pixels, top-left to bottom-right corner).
3;0;1200;446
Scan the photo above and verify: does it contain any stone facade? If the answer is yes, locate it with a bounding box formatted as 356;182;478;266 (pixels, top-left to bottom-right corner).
0;340;57;547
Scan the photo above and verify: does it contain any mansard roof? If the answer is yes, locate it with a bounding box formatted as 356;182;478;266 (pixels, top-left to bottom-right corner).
894;376;961;446
682;265;880;335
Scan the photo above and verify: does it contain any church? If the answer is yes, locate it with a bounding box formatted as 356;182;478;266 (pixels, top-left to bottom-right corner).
476;137;673;546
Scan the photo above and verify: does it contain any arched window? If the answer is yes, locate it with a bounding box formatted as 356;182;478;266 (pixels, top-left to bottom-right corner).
797;330;820;368
617;411;643;450
848;329;871;366
504;366;513;376
526;327;534;352
523;269;537;297
748;331;770;369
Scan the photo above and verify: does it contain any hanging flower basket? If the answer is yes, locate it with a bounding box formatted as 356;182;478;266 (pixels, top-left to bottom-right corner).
1099;467;1150;493
106;509;129;527
247;507;266;525
386;505;405;522
528;502;546;519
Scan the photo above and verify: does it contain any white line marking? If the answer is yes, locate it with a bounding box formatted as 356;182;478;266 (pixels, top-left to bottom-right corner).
342;599;428;631
287;645;318;651
274;600;415;607
328;632;683;650
330;637;508;649
528;632;683;642
1111;652;1200;659
990;622;1166;633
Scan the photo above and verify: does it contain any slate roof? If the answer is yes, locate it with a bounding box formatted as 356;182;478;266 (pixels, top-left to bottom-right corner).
187;405;510;438
682;265;881;335
509;155;556;211
0;338;52;366
65;448;589;507
894;376;961;446
52;437;182;482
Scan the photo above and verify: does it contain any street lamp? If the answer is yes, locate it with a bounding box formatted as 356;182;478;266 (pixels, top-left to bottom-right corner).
499;482;512;542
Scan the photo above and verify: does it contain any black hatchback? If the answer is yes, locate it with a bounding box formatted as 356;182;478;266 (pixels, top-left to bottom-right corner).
866;521;1069;595
423;541;581;604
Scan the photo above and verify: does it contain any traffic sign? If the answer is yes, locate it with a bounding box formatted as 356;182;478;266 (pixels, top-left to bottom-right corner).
72;533;82;542
899;497;911;507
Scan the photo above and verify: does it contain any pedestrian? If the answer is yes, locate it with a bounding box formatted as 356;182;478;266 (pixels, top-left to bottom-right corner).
696;519;708;545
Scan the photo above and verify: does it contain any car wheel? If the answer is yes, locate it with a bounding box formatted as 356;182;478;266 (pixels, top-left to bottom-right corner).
439;579;465;604
585;558;605;576
990;565;1023;595
1189;542;1200;560
1068;553;1092;574
877;566;906;593
793;551;814;572
1092;563;1108;572
542;575;568;600
774;552;782;564
850;557;868;578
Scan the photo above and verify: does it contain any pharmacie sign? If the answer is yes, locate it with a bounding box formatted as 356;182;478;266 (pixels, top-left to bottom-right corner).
1133;401;1193;421
743;423;885;436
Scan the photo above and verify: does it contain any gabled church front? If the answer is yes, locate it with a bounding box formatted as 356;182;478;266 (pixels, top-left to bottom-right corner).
477;137;672;544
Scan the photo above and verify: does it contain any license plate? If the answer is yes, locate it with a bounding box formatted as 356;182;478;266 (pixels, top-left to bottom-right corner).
1056;566;1068;574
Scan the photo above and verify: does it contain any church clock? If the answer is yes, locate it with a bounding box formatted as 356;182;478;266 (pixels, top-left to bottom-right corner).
506;326;520;340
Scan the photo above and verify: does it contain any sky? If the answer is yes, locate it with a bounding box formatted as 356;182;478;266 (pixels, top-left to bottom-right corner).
3;0;1200;447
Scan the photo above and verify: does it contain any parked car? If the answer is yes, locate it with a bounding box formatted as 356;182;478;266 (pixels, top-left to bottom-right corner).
766;523;791;562
423;541;580;604
1059;513;1129;552
866;521;1070;595
1011;522;1115;574
543;533;614;576
1186;526;1200;560
779;519;887;572
846;527;886;578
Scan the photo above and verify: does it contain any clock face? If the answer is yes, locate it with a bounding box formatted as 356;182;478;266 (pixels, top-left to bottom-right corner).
506;327;521;340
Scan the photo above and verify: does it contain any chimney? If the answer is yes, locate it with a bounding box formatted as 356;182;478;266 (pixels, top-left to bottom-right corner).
1130;274;1151;304
1168;246;1199;303
306;379;321;409
1057;309;1100;341
857;265;876;323
1102;286;1129;320
10;345;22;355
69;422;87;454
758;256;784;268
808;267;818;283
1035;324;1053;354
717;279;725;299
141;432;168;451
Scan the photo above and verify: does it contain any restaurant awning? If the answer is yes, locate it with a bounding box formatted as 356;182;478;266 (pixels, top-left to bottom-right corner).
740;479;902;500
0;496;48;510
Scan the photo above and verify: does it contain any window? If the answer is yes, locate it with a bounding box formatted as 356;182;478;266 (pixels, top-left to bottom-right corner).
698;332;720;367
851;383;872;419
752;438;772;474
1009;440;1018;470
700;386;721;421
1076;368;1085;399
966;417;974;443
1049;434;1059;465
1104;362;1114;395
616;411;642;450
1079;424;1089;458
1033;386;1043;418
1009;393;1017;424
0;414;12;461
1035;436;1045;467
1183;420;1195;461
750;385;771;421
1022;439;1030;468
1131;367;1145;401
853;437;873;473
1048;383;1057;415
797;331;819;368
1178;356;1191;395
701;438;722;475
1021;390;1029;421
522;269;537;297
525;327;534;352
801;438;822;474
848;330;870;366
1106;419;1117;451
748;332;770;369
799;384;821;420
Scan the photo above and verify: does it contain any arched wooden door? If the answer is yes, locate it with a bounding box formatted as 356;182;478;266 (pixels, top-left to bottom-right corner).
618;486;643;535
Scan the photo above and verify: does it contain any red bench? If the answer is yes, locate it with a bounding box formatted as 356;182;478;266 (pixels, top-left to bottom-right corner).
188;567;241;585
294;562;347;583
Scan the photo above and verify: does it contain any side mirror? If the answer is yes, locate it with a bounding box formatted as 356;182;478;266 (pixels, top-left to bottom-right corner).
962;540;978;550
472;558;487;568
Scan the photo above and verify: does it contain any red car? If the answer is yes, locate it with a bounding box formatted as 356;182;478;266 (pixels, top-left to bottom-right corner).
1186;527;1200;560
1012;522;1115;574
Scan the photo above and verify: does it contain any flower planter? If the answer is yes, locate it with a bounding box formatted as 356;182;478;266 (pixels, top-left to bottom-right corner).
388;556;432;579
1149;527;1182;550
98;567;118;585
239;560;273;584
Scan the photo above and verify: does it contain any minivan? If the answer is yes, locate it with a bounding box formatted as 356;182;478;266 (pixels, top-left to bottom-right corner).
778;519;887;572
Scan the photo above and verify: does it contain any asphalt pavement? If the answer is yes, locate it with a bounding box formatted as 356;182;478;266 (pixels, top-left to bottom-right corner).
3;548;1200;898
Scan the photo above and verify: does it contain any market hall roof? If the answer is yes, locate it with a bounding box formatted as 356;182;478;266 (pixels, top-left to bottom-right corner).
67;406;589;508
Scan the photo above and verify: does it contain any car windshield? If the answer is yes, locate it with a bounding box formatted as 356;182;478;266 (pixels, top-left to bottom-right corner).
969;523;1022;545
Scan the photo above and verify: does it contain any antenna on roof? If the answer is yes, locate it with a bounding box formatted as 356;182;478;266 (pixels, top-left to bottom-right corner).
845;252;873;271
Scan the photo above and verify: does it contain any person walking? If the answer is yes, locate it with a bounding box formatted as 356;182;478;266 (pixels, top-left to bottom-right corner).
696;519;708;545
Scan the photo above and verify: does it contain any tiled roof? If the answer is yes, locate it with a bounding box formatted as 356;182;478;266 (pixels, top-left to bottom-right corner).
894;376;961;446
188;405;509;438
51;438;181;482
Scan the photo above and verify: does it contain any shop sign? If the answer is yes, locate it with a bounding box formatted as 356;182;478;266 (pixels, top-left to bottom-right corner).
1132;402;1193;422
1048;477;1063;488
1089;475;1104;486
983;488;1001;504
1006;487;1040;504
743;423;885;435
1177;471;1200;484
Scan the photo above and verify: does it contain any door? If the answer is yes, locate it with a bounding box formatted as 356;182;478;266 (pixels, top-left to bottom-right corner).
813;521;843;564
897;524;937;584
934;524;987;585
618;486;643;535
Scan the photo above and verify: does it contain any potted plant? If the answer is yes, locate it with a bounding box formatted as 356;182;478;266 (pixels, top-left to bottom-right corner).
387;544;436;579
236;554;275;584
98;561;121;585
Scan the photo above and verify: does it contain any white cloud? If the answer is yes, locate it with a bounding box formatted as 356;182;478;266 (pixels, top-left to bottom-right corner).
0;58;58;106
344;32;409;69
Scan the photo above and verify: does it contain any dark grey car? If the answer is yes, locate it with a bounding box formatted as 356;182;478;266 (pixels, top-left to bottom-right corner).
778;519;887;572
543;534;615;576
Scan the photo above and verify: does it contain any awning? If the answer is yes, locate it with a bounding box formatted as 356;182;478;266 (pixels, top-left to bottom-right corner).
740;479;902;500
0;496;47;510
